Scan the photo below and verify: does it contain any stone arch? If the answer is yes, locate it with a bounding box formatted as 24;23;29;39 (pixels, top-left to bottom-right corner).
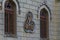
2;0;19;14
39;5;51;40
2;0;19;37
39;5;51;20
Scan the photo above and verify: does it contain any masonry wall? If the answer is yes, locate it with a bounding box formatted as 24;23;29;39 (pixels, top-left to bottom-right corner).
0;0;55;40
16;0;40;40
54;2;60;40
47;0;56;40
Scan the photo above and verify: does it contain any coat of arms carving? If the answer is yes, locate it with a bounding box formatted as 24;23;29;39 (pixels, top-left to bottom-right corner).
24;11;35;33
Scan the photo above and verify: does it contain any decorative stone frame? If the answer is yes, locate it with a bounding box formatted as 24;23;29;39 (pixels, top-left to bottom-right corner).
2;0;19;37
38;4;51;40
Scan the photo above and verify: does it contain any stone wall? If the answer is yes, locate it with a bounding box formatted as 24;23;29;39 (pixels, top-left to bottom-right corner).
54;1;60;40
0;0;55;40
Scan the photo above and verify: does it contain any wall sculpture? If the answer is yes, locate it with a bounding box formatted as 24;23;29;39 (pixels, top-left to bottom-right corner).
24;11;35;33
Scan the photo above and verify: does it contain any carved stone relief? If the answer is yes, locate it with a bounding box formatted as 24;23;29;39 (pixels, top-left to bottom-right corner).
24;11;35;33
